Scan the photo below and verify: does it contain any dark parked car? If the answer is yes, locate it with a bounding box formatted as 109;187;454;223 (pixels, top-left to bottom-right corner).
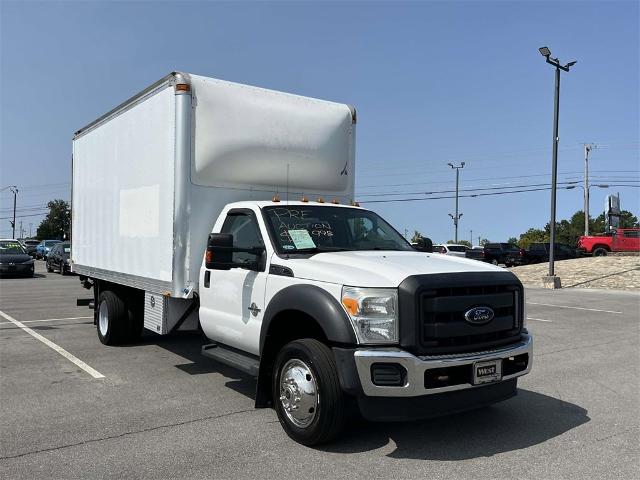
524;243;579;264
36;239;61;259
0;239;35;277
20;239;40;257
46;242;71;275
465;243;524;267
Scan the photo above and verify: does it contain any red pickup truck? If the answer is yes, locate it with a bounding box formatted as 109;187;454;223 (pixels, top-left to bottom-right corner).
577;228;640;256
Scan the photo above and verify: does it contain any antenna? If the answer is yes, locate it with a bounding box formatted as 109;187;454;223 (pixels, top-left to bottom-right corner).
286;164;290;204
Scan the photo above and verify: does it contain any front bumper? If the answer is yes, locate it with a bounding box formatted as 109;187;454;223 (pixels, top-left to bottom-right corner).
0;263;34;275
352;333;532;398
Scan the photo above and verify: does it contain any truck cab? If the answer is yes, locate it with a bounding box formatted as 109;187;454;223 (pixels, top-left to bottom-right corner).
197;200;532;445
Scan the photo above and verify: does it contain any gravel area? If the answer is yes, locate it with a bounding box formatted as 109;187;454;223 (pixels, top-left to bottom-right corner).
509;256;640;291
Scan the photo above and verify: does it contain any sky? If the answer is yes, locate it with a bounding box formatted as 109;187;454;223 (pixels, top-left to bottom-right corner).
1;0;638;243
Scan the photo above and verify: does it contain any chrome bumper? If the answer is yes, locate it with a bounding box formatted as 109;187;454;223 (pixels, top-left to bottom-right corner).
354;334;533;397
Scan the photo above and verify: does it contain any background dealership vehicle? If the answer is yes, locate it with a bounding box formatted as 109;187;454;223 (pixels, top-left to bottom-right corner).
72;72;533;445
524;243;579;264
577;228;640;256
47;242;71;275
465;242;523;267
432;244;469;258
20;239;40;257
36;239;61;259
0;239;35;277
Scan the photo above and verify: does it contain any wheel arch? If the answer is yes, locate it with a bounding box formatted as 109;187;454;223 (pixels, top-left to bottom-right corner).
254;284;356;407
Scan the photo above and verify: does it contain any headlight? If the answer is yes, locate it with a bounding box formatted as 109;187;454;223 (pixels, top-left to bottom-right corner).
341;287;398;344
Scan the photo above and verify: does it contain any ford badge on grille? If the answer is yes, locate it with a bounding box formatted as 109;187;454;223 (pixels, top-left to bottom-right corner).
464;306;494;325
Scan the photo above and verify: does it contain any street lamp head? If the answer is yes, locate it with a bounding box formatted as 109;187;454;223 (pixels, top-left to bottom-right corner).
595;184;609;188
565;60;577;68
447;162;453;168
461;161;465;167
539;46;551;57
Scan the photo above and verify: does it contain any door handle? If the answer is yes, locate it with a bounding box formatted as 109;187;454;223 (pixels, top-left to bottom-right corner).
204;270;211;288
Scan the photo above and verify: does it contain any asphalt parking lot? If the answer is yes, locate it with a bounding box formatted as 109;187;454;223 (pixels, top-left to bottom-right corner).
1;261;638;479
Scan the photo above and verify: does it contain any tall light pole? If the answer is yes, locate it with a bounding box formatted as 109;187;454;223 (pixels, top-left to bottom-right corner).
583;143;597;235
447;162;465;242
539;47;576;286
9;186;18;239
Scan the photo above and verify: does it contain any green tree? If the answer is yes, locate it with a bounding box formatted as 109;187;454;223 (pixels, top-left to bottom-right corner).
507;237;518;245
410;230;423;243
36;200;70;240
518;228;547;249
595;210;639;231
479;238;491;246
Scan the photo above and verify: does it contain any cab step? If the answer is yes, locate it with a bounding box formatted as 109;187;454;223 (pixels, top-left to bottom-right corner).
201;343;260;377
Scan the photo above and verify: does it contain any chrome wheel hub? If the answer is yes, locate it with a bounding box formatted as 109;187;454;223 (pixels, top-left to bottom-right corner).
98;301;109;337
279;359;318;428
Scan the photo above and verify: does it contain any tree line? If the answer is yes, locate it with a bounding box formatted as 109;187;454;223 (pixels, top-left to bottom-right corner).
411;209;638;249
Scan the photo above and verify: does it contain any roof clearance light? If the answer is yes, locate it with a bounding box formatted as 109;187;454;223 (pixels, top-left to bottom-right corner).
301;196;309;202
272;194;281;202
332;198;340;204
351;200;360;207
317;197;325;203
175;83;190;92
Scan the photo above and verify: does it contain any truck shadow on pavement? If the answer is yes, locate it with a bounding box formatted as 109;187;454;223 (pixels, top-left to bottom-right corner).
322;390;590;459
137;333;590;460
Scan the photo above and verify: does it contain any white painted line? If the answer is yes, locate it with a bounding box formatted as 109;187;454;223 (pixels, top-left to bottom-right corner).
0;316;92;326
527;317;553;323
527;302;622;314
0;309;104;379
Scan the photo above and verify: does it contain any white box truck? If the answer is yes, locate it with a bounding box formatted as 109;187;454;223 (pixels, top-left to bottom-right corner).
72;72;532;445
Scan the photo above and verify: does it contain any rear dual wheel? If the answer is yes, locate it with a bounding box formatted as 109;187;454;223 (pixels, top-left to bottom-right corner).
97;290;142;345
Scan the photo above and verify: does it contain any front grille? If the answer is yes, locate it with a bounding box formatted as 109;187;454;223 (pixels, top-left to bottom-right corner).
398;272;524;356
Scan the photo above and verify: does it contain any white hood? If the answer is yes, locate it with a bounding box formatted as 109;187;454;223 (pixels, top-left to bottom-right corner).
280;250;505;287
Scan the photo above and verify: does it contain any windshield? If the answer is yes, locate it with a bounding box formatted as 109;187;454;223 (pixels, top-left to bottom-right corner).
0;241;26;254
262;206;413;254
447;245;467;252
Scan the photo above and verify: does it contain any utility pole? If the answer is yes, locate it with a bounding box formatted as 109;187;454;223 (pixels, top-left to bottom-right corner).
9;186;18;239
538;47;576;287
583;144;597;235
447;162;465;242
19;221;23;239
29;223;32;238
470;229;473;245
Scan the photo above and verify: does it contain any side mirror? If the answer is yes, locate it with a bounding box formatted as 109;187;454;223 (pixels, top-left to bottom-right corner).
205;233;234;270
414;237;433;253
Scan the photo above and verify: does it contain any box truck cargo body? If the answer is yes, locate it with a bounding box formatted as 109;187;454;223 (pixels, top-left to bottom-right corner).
72;72;355;297
72;72;532;446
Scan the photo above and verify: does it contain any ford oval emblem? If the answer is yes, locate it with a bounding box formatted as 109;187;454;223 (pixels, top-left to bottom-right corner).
464;306;494;325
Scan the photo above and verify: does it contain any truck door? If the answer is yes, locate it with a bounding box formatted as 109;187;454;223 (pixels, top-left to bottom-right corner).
620;229;639;251
199;210;267;356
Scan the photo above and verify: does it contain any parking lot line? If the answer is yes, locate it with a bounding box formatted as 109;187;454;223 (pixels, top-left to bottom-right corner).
526;302;622;314
527;317;553;323
0;309;105;379
0;316;92;326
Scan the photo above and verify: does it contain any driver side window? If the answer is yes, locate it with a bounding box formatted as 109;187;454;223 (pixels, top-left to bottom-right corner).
221;212;264;267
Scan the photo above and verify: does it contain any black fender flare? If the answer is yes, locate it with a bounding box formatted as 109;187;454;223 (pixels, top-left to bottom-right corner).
259;284;356;354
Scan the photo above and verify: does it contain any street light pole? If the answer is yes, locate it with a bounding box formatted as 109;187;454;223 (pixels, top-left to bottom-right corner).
538;47;576;286
583;144;597;235
9;186;18;239
447;162;465;242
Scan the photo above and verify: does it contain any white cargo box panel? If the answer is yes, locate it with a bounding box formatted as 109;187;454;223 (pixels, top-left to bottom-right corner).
72;72;356;296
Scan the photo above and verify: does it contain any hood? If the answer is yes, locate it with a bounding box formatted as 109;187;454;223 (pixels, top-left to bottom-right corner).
0;253;33;264
278;250;505;287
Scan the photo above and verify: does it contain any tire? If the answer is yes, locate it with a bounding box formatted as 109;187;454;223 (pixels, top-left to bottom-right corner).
46;262;53;273
593;247;608;257
491;259;499;266
97;290;136;345
273;339;347;446
60;261;67;275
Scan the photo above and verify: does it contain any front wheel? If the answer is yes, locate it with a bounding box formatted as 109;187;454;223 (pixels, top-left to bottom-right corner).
46;262;53;273
60;261;67;275
491;259;499;266
593;247;608;257
273;339;346;446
